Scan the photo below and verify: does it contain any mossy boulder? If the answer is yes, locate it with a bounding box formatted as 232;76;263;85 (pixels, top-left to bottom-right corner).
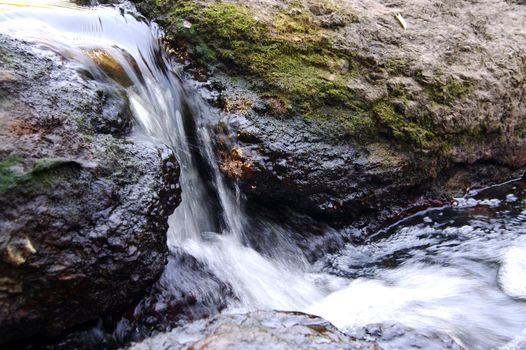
134;0;526;225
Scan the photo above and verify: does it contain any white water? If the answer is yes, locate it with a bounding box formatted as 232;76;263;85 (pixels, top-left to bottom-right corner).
1;2;526;349
499;245;526;301
309;263;526;349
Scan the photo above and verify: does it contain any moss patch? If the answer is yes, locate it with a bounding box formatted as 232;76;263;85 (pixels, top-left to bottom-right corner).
153;0;372;135
426;76;471;105
0;157;81;193
372;100;440;149
146;0;475;156
0;156;24;193
0;47;13;64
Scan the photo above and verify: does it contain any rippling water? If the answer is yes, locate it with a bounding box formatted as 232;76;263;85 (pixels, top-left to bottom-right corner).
310;181;526;349
1;2;526;349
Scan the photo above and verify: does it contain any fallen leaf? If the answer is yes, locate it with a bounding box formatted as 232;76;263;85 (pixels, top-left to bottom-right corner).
394;13;407;30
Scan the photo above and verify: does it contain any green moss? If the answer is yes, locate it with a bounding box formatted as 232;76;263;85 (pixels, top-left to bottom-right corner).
372;100;442;149
157;0;364;125
0;157;80;193
310;106;375;142
0;47;12;64
383;58;411;76
31;159;81;186
145;1;379;145
0;156;24;193
165;2;264;64
150;0;476;156
427;76;470;104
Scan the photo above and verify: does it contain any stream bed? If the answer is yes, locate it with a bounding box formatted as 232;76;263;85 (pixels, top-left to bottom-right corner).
1;1;525;349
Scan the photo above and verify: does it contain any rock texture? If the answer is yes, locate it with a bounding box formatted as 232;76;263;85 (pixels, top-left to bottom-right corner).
135;0;526;229
0;36;181;343
127;311;379;350
347;323;464;350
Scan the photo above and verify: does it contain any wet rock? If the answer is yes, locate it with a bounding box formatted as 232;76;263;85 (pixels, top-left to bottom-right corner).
347;323;464;350
124;248;235;337
127;311;380;350
15;249;234;350
218;110;431;228
135;0;526;231
0;35;181;343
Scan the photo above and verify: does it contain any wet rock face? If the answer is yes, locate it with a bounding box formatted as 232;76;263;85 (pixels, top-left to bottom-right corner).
128;312;464;350
127;311;379;350
213;0;525;226
0;36;181;343
122;249;235;339
136;0;526;228
219;111;436;228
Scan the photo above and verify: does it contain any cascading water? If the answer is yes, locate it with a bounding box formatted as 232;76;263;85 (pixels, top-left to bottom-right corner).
1;1;526;349
0;0;330;312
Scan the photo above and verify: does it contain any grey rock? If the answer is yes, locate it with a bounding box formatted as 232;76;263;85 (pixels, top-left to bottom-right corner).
127;311;380;350
205;0;526;229
347;323;464;350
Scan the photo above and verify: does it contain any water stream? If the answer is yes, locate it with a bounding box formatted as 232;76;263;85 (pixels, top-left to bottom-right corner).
1;2;526;349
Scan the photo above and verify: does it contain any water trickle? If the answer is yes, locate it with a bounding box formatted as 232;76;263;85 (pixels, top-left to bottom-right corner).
1;2;526;349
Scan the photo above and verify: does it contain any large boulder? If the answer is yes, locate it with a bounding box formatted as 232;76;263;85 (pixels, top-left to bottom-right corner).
0;36;181;343
135;0;526;229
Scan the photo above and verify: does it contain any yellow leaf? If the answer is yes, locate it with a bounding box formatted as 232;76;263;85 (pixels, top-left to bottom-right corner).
394;13;407;30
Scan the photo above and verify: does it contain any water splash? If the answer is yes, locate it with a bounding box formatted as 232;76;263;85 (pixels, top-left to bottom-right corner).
499;245;526;301
312;182;526;349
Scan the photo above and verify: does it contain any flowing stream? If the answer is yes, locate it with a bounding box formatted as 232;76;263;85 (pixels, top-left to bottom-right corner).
1;2;526;349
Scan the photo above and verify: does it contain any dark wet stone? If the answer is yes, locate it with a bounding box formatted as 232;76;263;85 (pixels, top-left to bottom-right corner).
214;105;449;232
126;248;235;337
0;35;181;343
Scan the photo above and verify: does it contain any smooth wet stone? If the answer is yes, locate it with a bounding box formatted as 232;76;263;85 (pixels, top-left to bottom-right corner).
347;323;464;350
127;311;381;350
